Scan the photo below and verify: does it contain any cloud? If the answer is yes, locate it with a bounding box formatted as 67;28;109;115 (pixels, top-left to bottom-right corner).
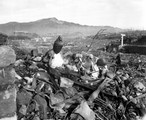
105;0;144;28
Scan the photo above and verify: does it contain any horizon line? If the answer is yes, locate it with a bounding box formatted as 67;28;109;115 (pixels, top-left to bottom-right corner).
0;17;145;30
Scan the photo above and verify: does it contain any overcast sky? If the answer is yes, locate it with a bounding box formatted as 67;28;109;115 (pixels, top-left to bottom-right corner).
0;0;145;29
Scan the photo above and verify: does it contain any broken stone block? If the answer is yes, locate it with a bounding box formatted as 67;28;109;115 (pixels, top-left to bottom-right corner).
17;89;33;105
0;114;17;120
0;66;15;85
0;46;16;119
0;86;16;119
0;46;16;68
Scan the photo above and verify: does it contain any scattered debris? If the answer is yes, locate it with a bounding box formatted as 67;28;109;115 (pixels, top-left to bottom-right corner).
15;36;146;120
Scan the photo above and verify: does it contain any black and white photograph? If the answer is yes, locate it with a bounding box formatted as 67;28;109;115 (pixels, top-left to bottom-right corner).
0;0;146;120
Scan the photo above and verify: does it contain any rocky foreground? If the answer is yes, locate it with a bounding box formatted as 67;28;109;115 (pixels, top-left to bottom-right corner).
0;43;146;120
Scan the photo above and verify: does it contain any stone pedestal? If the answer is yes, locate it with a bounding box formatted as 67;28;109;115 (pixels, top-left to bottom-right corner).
0;46;16;120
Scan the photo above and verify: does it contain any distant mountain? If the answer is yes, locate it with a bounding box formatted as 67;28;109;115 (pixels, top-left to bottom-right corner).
0;17;124;36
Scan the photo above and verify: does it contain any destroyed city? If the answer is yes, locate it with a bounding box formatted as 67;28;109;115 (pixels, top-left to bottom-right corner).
0;0;146;120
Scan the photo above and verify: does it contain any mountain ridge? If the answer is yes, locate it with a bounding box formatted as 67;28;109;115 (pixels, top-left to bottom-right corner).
0;17;124;36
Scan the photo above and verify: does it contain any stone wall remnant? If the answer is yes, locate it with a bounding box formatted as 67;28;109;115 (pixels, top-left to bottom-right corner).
0;46;16;120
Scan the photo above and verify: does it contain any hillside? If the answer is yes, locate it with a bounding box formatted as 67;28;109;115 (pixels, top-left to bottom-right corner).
0;17;123;36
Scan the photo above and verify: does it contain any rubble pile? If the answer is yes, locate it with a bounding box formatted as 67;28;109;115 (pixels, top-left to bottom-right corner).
15;36;146;120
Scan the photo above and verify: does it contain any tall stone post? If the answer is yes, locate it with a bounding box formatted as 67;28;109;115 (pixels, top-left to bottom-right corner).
0;46;16;120
121;34;126;47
